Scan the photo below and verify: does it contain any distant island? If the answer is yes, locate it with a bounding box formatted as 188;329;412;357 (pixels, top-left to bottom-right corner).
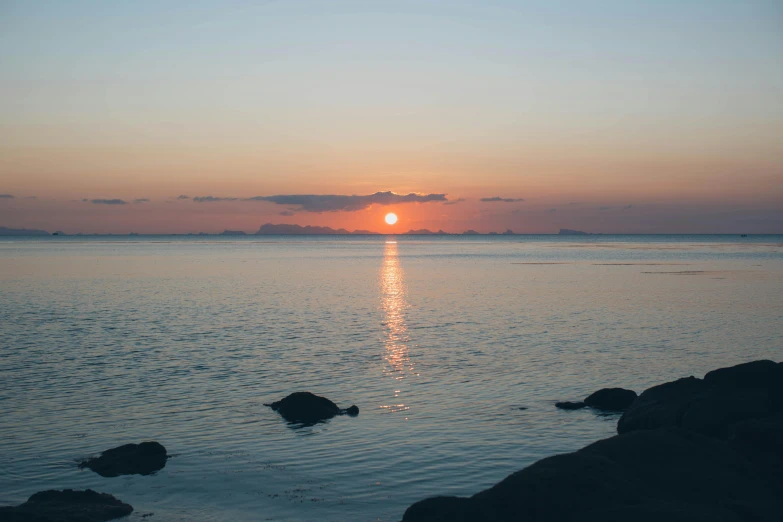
559;228;593;235
255;223;379;235
0;226;50;236
220;230;247;236
403;229;448;235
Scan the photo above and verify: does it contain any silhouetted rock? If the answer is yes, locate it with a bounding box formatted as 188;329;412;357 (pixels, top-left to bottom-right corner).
79;442;167;477
265;392;359;425
555;401;586;410
402;427;783;522
584;388;637;411
406;360;783;521
618;360;783;438
0;489;133;522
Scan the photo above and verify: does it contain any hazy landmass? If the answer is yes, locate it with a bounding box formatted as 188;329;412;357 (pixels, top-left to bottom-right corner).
255;223;379;235
403;229;448;235
0;226;50;236
220;230;247;236
559;228;592;235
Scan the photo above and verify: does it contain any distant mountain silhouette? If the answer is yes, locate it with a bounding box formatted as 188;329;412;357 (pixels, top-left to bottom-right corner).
559;228;591;235
220;230;247;235
255;223;379;235
502;229;515;235
462;229;480;235
0;226;50;236
404;229;448;235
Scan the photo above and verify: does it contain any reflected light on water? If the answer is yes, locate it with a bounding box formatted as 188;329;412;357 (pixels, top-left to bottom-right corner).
379;240;414;413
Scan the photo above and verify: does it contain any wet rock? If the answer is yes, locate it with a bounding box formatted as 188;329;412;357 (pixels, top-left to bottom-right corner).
402;428;783;522
583;388;637;411
0;489;133;522
618;360;783;437
79;441;167;477
555;401;586;410
265;392;359;424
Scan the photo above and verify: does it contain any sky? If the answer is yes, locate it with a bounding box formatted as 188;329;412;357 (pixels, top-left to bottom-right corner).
1;0;782;234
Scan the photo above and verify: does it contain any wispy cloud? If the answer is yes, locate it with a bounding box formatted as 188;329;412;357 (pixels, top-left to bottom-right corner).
0;194;14;199
133;198;150;204
246;191;447;212
89;199;127;205
443;198;466;206
481;197;525;203
279;210;296;216
193;196;238;202
25;196;37;200
548;208;557;213
176;195;190;200
622;204;634;210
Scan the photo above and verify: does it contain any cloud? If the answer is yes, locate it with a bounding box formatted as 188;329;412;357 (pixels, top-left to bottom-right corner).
599;206;612;211
481;197;525;203
176;195;190;200
90;199;127;205
279;210;296;216
133;198;150;203
0;194;14;199
622;204;634;210
443;198;466;206
548;208;557;213
247;191;447;212
25;196;37;200
193;196;238;202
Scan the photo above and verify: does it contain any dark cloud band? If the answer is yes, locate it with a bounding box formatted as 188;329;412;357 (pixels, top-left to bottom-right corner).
247;191;447;212
481;197;525;203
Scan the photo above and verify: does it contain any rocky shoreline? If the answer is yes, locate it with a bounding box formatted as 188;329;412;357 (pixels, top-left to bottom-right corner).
403;360;783;521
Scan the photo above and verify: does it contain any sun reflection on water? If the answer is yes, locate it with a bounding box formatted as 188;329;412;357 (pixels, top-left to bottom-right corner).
379;240;414;413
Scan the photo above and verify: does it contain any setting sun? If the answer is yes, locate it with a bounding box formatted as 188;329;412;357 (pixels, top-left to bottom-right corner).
385;213;398;225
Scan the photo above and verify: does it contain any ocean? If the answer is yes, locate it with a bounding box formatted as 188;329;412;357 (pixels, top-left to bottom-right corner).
1;235;782;521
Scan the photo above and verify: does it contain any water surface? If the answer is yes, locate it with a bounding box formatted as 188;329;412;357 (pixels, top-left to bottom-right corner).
1;235;782;521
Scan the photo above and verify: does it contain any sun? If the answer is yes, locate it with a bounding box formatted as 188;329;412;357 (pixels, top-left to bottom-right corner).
385;212;398;225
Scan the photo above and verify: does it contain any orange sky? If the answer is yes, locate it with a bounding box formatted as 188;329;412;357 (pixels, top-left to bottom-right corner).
1;1;782;233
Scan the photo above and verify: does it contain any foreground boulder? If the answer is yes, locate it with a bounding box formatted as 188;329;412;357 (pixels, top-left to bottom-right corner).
79;441;167;477
0;489;133;522
618;360;783;437
265;392;359;425
402;428;783;522
405;360;783;521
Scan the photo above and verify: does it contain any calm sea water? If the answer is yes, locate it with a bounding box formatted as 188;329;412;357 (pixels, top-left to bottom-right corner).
1;235;782;521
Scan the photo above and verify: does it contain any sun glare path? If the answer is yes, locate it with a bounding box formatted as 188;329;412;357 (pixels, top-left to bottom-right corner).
385;212;398;225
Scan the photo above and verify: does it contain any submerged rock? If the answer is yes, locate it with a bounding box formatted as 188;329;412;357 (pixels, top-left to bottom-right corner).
265;392;359;424
0;489;133;522
403;428;783;522
79;441;167;477
583;388;637;411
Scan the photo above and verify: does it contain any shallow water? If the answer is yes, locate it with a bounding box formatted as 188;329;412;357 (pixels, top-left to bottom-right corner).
1;235;782;521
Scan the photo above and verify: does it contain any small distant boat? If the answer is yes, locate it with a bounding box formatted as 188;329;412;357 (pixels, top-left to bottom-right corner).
741;234;747;237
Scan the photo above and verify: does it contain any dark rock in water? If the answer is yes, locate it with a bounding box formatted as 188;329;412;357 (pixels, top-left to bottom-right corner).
0;489;133;522
405;360;783;522
618;360;783;437
555;401;586;410
265;392;359;424
402;428;783;522
79;441;167;477
583;388;637;411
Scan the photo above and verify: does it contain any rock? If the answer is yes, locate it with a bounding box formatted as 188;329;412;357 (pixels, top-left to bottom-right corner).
555;401;586;410
0;489;133;522
265;392;359;424
618;360;783;437
79;441;167;477
402;428;783;522
583;388;637;411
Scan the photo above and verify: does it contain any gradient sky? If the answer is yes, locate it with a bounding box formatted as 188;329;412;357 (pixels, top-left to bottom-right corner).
1;0;782;233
